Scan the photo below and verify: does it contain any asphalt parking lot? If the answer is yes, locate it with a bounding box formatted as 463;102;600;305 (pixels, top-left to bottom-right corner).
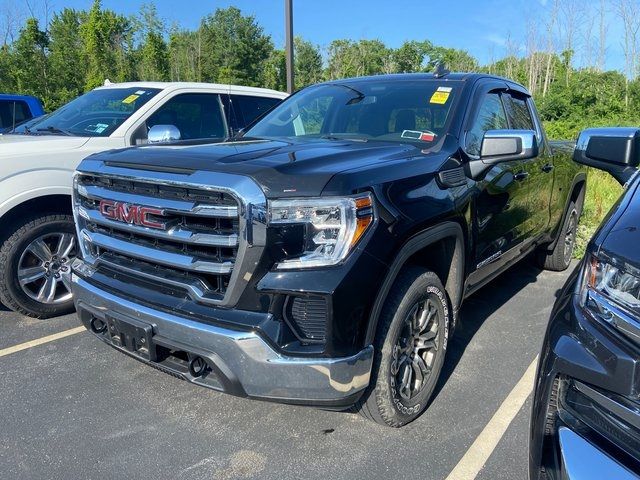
0;260;575;480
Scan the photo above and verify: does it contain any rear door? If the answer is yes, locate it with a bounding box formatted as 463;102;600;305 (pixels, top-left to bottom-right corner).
502;91;554;240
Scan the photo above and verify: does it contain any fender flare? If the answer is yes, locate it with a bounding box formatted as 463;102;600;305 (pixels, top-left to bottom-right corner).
547;172;587;251
364;221;465;344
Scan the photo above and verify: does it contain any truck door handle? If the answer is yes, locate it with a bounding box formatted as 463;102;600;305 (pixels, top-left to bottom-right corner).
541;163;554;173
514;171;529;182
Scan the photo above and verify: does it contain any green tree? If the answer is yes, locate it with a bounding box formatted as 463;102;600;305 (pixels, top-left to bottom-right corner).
168;27;201;82
392;40;431;72
12;18;49;105
80;0;135;89
199;7;273;85
263;49;286;91
294;36;322;87
48;8;86;108
327;39;392;79
134;3;169;81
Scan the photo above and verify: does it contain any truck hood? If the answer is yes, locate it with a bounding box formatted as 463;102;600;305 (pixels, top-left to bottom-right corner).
90;138;435;197
0;134;90;157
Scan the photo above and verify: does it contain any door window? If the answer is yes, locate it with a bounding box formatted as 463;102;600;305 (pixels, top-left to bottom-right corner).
0;100;31;129
466;93;508;156
146;93;226;141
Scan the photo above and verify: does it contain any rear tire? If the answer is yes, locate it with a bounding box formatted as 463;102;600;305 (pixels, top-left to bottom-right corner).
355;267;449;427
537;201;578;272
0;214;77;318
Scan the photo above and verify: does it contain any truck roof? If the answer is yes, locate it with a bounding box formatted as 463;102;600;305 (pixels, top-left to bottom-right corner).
94;81;287;99
321;72;530;95
0;93;43;102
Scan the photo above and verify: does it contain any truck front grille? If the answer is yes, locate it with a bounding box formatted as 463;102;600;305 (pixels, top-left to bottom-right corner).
74;174;242;304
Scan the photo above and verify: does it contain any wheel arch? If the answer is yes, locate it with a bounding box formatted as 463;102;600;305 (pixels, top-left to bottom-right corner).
548;172;587;251
365;221;465;344
0;194;72;244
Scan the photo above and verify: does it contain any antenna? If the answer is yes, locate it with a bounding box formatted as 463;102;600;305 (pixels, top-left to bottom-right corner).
434;63;450;78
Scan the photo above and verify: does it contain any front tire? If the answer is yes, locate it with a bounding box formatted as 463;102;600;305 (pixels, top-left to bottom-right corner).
355;267;450;427
0;214;77;318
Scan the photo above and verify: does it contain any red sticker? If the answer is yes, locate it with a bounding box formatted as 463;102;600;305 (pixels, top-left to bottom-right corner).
420;132;435;141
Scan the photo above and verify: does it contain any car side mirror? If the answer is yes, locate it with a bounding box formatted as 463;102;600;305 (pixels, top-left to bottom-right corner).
467;130;538;179
148;124;181;144
573;127;640;185
481;130;538;162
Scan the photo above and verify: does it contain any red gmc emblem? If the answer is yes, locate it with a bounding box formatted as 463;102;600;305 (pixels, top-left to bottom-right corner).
99;200;166;230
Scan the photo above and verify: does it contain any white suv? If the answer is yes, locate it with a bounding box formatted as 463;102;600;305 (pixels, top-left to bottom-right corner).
0;82;286;318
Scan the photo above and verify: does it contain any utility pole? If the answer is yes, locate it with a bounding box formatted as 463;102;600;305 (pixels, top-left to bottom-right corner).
285;0;294;93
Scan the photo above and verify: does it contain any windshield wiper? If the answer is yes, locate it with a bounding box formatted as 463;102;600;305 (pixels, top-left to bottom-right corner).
320;134;368;142
36;126;73;136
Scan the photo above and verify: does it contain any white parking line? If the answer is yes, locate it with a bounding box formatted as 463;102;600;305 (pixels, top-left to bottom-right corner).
445;356;539;480
0;326;85;358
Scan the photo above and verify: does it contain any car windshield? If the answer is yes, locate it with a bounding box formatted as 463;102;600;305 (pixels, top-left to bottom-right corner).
15;87;160;137
245;79;460;147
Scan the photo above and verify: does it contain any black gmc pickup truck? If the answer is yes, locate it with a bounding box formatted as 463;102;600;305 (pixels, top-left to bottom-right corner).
71;73;586;427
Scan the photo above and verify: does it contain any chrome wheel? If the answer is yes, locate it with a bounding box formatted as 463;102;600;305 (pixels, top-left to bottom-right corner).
391;298;440;401
563;209;578;264
18;233;76;305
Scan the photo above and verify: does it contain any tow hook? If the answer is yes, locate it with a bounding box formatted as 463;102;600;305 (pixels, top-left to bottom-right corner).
188;356;208;378
89;317;107;334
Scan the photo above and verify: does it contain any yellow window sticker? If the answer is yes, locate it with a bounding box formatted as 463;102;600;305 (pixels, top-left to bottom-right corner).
430;87;451;105
122;94;140;104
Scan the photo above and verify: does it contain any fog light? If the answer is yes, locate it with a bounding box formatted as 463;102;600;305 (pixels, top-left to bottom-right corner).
284;296;328;343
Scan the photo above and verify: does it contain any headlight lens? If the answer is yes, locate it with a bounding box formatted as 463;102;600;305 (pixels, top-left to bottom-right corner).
268;194;374;269
579;254;640;312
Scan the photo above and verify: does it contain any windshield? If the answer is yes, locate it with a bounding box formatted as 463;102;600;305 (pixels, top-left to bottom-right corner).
15;87;160;137
246;79;460;147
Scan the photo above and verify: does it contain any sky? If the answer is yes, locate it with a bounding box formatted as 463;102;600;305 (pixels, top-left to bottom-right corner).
14;0;628;71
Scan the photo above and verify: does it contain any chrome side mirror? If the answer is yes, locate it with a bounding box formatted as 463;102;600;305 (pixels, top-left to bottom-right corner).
148;124;181;144
480;130;538;163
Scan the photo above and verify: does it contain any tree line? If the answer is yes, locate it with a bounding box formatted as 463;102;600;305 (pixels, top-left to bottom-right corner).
2;0;640;139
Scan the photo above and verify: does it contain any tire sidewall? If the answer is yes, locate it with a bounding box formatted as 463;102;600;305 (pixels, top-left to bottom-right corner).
376;272;450;425
0;216;76;318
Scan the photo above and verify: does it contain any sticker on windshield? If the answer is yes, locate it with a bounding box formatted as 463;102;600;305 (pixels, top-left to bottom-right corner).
86;123;109;134
430;86;452;105
401;130;436;142
122;94;140;104
134;90;146;95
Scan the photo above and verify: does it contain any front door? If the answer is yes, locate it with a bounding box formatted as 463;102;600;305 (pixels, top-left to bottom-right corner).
466;91;533;283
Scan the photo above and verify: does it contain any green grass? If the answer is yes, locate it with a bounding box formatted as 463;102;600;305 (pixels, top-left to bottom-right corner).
574;169;623;258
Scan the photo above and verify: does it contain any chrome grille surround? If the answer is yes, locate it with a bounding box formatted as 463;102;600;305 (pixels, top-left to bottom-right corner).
73;159;267;307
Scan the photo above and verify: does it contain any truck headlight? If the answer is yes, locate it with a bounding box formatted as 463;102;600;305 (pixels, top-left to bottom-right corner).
579;254;640;312
268;194;374;269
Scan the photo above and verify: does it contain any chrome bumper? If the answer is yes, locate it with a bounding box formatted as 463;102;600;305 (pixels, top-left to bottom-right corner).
71;272;373;406
558;428;640;480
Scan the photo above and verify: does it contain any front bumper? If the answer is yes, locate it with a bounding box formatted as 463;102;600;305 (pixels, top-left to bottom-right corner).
71;273;373;408
530;266;640;479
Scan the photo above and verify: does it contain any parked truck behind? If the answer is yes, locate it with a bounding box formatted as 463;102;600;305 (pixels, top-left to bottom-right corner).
0;82;286;318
